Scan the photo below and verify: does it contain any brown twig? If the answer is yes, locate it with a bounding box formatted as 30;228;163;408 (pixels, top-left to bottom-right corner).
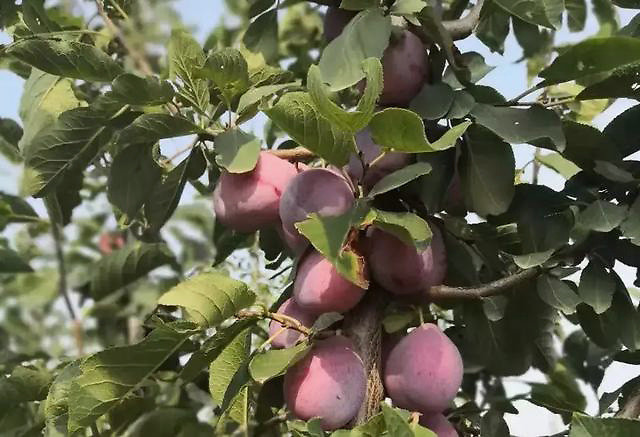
269;147;316;162
236;308;313;336
94;0;153;75
442;0;485;41
428;267;542;300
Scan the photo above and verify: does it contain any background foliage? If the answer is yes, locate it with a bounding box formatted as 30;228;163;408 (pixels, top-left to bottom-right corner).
1;0;640;435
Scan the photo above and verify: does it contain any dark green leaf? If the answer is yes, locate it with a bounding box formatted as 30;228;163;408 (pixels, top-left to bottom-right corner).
569;413;640;436
603;105;640;158
372;209;433;249
558;121;620;170
115;114;201;151
214;128;261;173
578;261;615;314
6;39;123;82
367;162;432;197
577;66;640;101
481;410;510;437
89;243;175;299
157;271;255;328
204;48;250;104
0;365;52;409
494;0;560;28
565;0;587;32
621;196;640;244
249;342;311;383
243;10;279;63
111;74;175;106
577;200;627;233
410;82;455;120
0;248;33;273
0;118;23;163
265;91;356;166
476;3;510;54
529;363;587;419
537;275;581;314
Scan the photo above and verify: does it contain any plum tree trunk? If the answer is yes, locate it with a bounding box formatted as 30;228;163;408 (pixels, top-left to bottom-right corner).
343;289;387;425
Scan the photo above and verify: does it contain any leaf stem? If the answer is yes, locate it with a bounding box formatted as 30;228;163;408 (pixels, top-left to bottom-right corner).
506;82;547;104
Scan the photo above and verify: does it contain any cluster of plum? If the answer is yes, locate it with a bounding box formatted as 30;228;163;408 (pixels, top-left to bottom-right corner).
211;6;464;436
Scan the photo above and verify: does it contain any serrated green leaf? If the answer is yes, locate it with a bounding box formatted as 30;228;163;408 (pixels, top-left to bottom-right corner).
539;37;640;86
537;275;581;314
111;74;175;106
115;113;202;151
577;200;627;233
0;365;52;410
89;243;175;299
67;322;198;435
471;104;566;149
7;39;123;82
265;91;356;166
249;342;311;384
107;144;162;219
204;48;250;104
158;271;255;328
24;108;115;197
367;162;432;198
318;8;391;91
214;128;261;173
44;361;81;435
168;29;209;112
578;261;615;314
570;413;640;437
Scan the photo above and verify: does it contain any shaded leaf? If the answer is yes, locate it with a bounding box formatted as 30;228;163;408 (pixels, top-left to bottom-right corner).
0;248;33;273
0;118;23;163
570;413;640;436
372;209;433;249
237;81;300;115
578;261;615;314
537;275;581;314
116;114;202;151
214;128;261;173
577;200;627;233
410;82;455;120
243;9;279;62
249;342;311;384
367;162;432;197
111;74;175;106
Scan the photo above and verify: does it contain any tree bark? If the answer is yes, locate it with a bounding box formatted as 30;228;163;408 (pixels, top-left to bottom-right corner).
342;290;387;425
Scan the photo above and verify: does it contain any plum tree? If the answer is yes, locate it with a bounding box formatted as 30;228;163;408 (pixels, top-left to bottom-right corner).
379;30;428;107
284;335;366;430
384;324;463;413
213;152;299;233
279;168;355;253
323;7;355;42
367;226;446;295
269;298;318;349
346;128;411;191
420;413;458;437
293;250;366;314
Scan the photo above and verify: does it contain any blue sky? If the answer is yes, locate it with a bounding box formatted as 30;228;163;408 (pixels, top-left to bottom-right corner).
0;2;639;435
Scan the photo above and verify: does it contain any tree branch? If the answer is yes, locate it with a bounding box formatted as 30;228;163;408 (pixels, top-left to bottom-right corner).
269;147;316;162
236;308;313;337
428;267;542;300
95;0;153;75
442;0;485;41
617;387;640;419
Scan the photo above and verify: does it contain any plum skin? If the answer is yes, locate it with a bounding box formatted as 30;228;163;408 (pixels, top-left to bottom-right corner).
323;7;356;42
366;226;447;296
380;30;428;107
420;413;458;437
284;335;366;430
269;298;318;349
279;168;355;253
213;151;298;233
384;324;463;414
293;250;366;315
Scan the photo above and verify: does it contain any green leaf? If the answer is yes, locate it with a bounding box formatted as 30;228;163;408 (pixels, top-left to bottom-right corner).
621;196;640;244
557;121;620;170
0;247;33;273
494;0;559;28
168;29;209;112
577;200;628;233
577;66;640;101
214;128;261;173
115;113;202;151
88;243;175;300
318;8;391;91
578;261;615;314
111;74;175;106
0;118;23;163
410;82;455;120
381;404;436;437
144;148;204;233
570;413;640;436
236;81;300;115
18;69;81;152
536;152;580;179
367;162;432;197
44;362;81;435
481;410;510;437
330;414;386;437
24;108;115;197
0;191;39;229
470;104;566;149
476;3;510;54
209;328;251;424
446;90;476;119
6;39;123;82
512;249;554;269
108;144;162;219
530;363;586;420
539;37;640;86
265;91;356;166
537;275;581;314
391;0;427;15
243;9;279;62
308;58;383;133
158;271;255;328
67;322;198;435
458;126;515;216
204;48;250;104
249;342;311;383
603;105;640;158
372;209;433;249
0;365;52;410
369;108;471;152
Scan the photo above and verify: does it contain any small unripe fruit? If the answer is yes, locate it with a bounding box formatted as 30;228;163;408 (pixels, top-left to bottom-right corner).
213;152;298;233
420;413;458;437
279;168;355;253
380;30;428;107
384;324;463;413
294;250;366;314
367;226;446;295
269;298;318;349
323;7;355;42
284;335;366;430
346;128;411;191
